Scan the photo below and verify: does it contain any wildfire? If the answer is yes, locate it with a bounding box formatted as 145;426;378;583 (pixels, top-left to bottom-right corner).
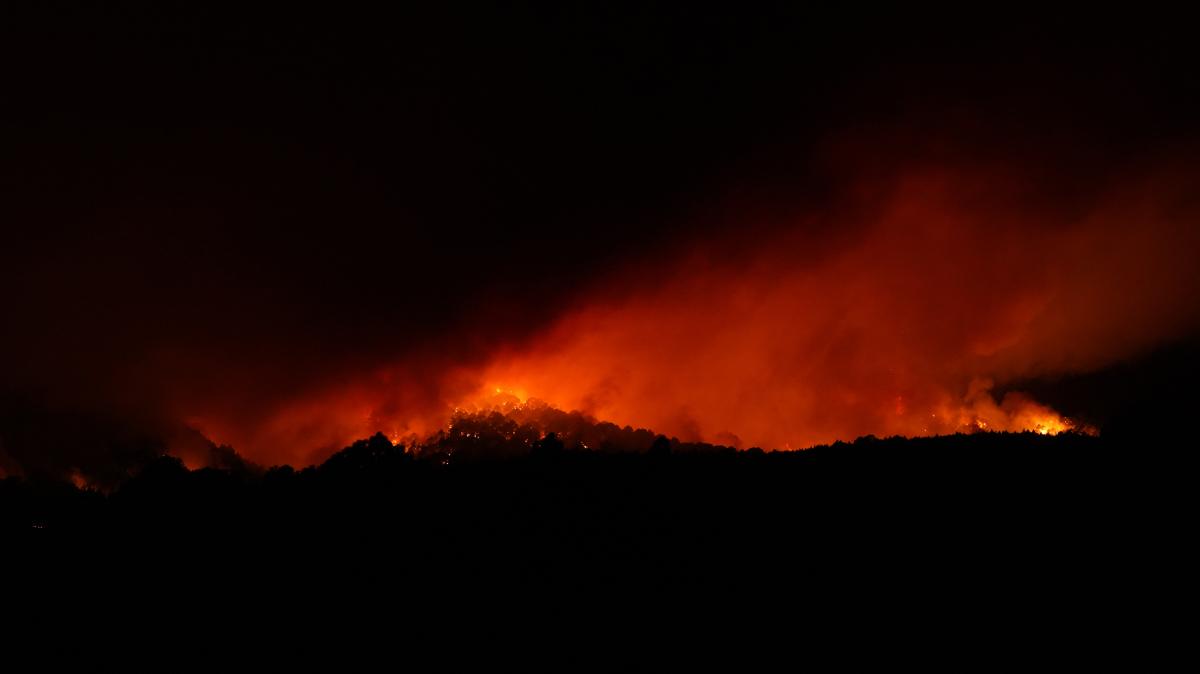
172;165;1194;466
436;376;1096;452
971;411;1087;436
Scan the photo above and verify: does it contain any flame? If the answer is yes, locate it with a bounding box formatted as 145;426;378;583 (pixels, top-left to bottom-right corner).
174;165;1191;464
437;173;1148;450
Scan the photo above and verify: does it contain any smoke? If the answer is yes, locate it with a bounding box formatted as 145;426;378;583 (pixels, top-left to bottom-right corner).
4;7;1199;475
4;144;1196;473
469;159;1199;450
56;152;1200;466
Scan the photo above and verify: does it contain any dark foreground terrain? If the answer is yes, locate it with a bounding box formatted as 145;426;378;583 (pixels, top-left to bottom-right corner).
4;430;1176;576
4;426;1188;662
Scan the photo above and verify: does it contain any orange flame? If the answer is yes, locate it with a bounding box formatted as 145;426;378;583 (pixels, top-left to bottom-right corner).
179;166;1192;464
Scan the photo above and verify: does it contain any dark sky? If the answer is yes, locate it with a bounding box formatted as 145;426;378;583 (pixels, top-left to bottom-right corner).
3;4;1199;477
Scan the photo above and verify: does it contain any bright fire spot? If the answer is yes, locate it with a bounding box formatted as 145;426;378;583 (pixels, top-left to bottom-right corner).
984;388;1096;437
468;385;530;410
1027;414;1076;436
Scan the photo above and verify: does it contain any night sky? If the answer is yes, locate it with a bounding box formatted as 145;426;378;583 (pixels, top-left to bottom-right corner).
3;5;1199;478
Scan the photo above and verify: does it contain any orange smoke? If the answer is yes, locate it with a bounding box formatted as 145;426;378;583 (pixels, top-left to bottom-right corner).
184;162;1197;463
467;168;1193;449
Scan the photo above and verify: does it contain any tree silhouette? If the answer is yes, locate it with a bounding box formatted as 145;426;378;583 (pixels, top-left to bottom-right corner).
649;435;672;458
531;432;565;458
